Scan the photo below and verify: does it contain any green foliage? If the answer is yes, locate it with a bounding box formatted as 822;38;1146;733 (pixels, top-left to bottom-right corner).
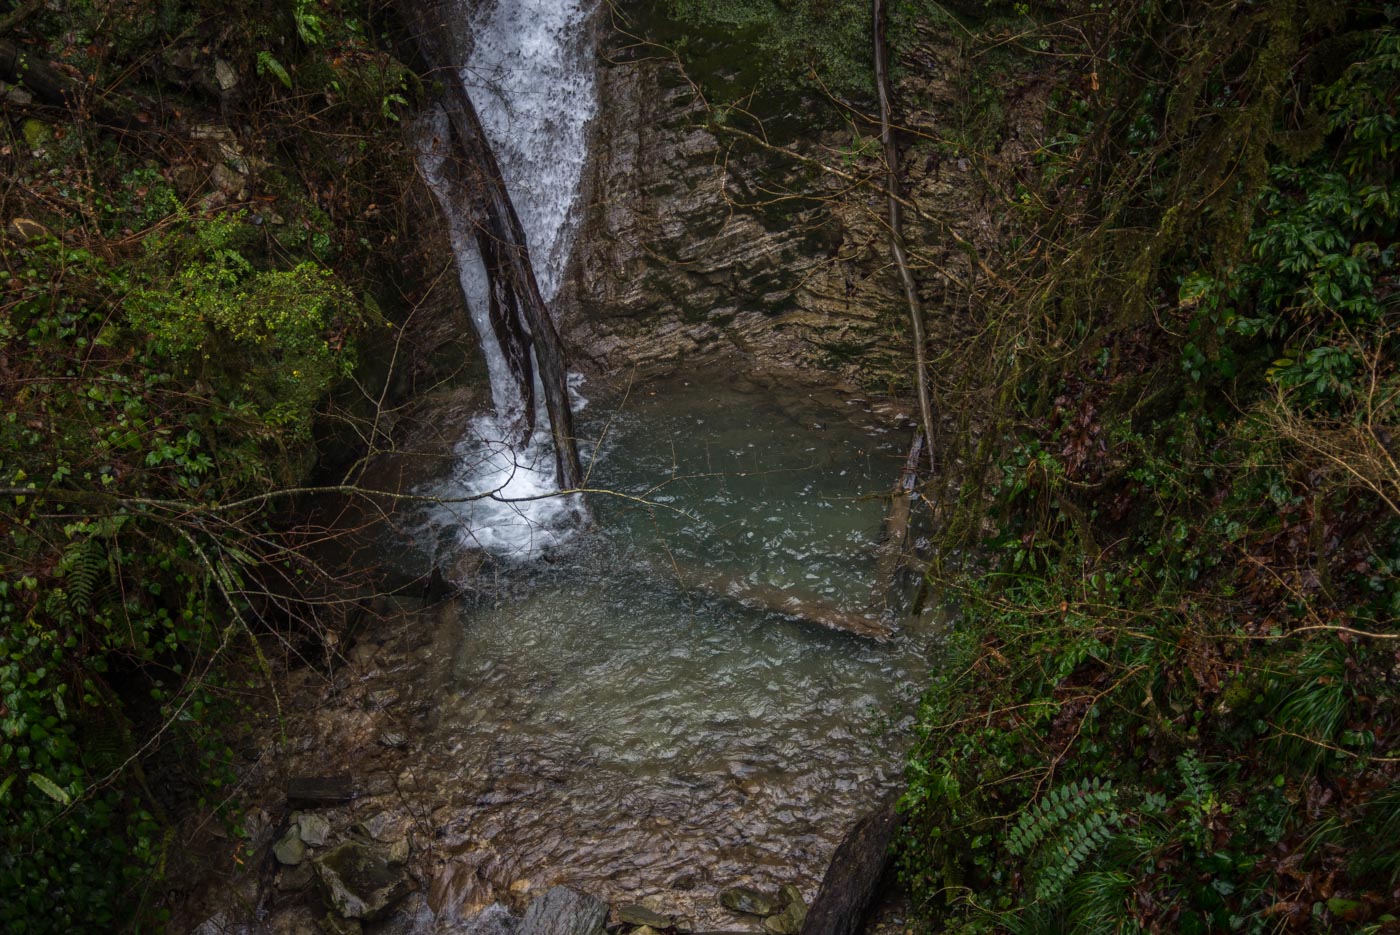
1006;778;1122;902
0;206;353;925
257;50;294;89
126;213;360;434
0;0;412;925
662;0;951;96
902;5;1399;932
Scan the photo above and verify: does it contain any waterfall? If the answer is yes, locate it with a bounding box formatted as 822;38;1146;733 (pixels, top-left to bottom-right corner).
418;0;599;561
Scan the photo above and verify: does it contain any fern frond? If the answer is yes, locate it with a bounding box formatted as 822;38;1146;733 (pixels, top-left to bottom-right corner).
1006;777;1124;905
59;537;105;615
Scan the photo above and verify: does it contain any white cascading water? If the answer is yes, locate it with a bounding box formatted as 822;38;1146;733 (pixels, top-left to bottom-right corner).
418;0;598;561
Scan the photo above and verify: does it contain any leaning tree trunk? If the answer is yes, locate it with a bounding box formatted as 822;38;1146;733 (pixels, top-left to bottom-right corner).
873;0;938;478
396;1;585;493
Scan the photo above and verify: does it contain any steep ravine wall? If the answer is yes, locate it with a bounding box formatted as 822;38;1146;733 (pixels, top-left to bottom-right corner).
563;12;1038;388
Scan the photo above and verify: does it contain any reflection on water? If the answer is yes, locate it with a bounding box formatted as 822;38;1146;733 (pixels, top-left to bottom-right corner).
426;377;932;922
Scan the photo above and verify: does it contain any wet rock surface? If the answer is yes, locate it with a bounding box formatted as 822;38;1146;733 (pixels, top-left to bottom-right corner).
618;904;675;929
315;839;416;921
517;886;609;935
567;14;1031;386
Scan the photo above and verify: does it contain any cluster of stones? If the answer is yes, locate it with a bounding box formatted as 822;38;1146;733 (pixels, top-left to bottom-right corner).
270;809;414;930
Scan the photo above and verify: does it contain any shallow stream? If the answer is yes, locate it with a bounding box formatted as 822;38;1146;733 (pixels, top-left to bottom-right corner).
417;375;934;922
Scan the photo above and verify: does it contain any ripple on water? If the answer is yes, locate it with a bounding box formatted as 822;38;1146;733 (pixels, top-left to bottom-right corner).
425;378;933;922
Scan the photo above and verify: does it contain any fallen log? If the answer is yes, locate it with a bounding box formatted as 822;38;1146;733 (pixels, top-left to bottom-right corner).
0;38;78;109
287;775;355;808
677;565;894;642
801;801;902;935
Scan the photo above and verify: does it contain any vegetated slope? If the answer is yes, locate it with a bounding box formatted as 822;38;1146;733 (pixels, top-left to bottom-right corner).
0;1;428;927
896;1;1399;931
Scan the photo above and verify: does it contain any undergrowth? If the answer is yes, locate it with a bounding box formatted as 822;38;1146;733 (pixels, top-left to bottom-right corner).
0;0;421;926
901;1;1398;931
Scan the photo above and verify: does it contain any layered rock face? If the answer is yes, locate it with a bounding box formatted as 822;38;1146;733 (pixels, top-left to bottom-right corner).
564;16;1022;386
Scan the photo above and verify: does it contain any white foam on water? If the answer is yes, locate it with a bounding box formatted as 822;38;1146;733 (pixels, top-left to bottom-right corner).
414;0;598;562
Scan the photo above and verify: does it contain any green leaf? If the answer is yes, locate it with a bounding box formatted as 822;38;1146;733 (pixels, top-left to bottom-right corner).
29;772;71;805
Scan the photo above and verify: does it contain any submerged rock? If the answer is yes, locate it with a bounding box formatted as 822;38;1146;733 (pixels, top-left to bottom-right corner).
762;888;807;935
517;886;608;935
719;887;779;917
314;840;413;921
367;688;400;710
618;904;673;929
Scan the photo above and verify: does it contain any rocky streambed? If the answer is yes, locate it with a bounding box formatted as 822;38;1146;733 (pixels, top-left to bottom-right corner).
173;370;932;935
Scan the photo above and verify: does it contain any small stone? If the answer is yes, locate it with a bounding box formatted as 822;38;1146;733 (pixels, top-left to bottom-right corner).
210;163;247;198
618;905;672;929
297;813;331;847
673;919;694;934
720;887;778;917
215;58;238;91
366;688;399;710
762;888;807;935
385;836;410;866
618;907;672;929
2;84;33;105
377;730;408;749
352;810;402;842
191;913;234;935
7;218;48;242
274;826;308;865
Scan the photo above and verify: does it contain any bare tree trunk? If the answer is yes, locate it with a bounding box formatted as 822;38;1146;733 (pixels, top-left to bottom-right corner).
873;0;938;478
397;2;585;493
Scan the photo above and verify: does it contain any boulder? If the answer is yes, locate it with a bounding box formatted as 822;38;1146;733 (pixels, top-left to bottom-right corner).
517;886;608;935
315;840;414;921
